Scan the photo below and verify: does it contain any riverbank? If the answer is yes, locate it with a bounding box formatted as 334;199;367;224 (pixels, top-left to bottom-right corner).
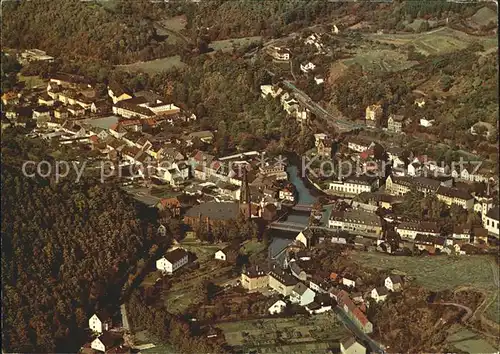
285;152;328;200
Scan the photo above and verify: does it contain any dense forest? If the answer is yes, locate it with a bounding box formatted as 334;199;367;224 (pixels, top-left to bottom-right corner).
1;133;163;352
1;0;177;64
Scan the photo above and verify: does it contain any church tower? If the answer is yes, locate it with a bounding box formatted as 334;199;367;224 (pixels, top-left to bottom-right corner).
239;166;252;220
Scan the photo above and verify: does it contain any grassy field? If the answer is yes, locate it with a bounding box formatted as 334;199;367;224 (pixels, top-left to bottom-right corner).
365;27;497;56
180;233;227;262
240;239;267;259
352;252;497;291
470;7;497;27
217;313;349;353
343;49;418;72
17;74;46;89
446;326;498;353
209;36;262;53
115;55;186;74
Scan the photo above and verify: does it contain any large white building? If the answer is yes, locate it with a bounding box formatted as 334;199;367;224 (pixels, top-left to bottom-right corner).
328;175;379;196
483;206;499;238
89;312;111;334
290;282;316;306
156;248;189;274
395;221;440;240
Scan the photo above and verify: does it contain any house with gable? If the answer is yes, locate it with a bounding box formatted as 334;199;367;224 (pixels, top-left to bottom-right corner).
384;275;403;292
89;311;112;334
290;282;316;306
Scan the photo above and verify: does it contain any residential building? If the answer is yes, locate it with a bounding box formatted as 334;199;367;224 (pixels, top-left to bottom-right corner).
365;104;383;127
371;287;389;303
470;121;495;139
452;224;471;241
19;49;54;64
345;137;374;153
328;210;383;237
414;234;446;252
419;118;434;127
290;282;316;306
32;106;51;119
342;276;356;288
385;175;451;196
268;267;298;296
113;99;155;119
89;311;112;334
300;61;316;74
414;97;426;107
108;82;133;104
436;186;474;209
156;248;189;274
396;221;440;240
279;184;296;202
268;300;287;315
384;275;403;292
295;228;316;248
336;291;373;334
387;114;405;133
91;332;123;353
260;85;283;99
54;107;69;120
214;247;237;262
1;91;20;105
269;46;290;61
340;337;366;354
328;175;379;196
241;265;269;290
314;76;324;85
483;206;499;237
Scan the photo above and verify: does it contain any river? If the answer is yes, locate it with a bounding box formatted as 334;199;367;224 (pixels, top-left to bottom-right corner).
268;163;319;262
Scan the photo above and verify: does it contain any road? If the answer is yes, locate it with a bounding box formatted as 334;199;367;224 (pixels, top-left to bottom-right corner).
333;306;386;354
282;80;364;134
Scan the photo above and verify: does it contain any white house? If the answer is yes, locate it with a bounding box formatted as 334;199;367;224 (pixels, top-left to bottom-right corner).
419;118;434;128
314;76;324;85
483;206;499;237
156;248;189;274
268;300;287;315
214;249;227;261
340;337;366;354
91;332;120;353
384;275;403;292
295;228;314;248
290;282;316;306
300;62;316;74
89;312;112;334
333;24;340;34
260;85;283;99
342;277;356;288
371;287;389;303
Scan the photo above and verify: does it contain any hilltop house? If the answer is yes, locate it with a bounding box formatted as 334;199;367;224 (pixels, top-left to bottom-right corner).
89;311;112;334
384;275;403;292
260;85;283;99
91;332;123;353
387;114;405;133
156;248;189;274
365;104;383;127
371;287;389;303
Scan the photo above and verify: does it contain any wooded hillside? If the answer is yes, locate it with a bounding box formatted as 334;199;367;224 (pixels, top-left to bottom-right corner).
1;135;160;352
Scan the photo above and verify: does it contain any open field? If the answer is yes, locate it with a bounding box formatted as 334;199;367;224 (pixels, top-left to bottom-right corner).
365;27;497;56
209;36;262;53
180;233;227;262
156;16;187;33
343;49;418;72
115;55;186;74
470;7;497;27
162;261;233;314
352;252;499;324
217;313;349;353
446;326;499;353
240;239;267;258
17;74;46;89
352;252;497;291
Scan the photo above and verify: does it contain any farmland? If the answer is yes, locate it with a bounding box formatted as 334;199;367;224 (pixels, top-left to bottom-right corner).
115;55;186;74
342;49;418;73
217;313;349;353
209;36;263;53
364;27;497;56
351;252;499;324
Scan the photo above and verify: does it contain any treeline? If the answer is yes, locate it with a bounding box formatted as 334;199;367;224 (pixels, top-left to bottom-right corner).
1;134;162;352
1;0;178;64
127;288;230;353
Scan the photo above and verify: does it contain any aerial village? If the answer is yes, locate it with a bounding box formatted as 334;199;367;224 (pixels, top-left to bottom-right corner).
2;45;499;354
